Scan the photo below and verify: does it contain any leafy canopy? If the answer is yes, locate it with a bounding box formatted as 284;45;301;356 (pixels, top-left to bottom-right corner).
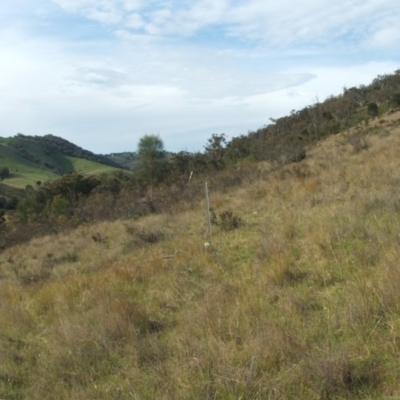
137;135;167;184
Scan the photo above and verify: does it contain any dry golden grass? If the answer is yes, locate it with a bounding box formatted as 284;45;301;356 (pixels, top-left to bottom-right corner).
2;110;400;398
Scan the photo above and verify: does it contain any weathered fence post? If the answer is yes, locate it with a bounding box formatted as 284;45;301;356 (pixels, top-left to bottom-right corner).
204;182;212;246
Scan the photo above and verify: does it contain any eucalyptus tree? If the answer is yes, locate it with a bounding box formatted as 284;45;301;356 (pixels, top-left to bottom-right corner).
137;134;168;195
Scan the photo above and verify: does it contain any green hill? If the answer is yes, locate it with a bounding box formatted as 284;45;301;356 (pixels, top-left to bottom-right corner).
0;134;127;198
105;152;139;170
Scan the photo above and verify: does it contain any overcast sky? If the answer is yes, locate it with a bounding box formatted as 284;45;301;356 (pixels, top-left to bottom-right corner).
0;0;399;154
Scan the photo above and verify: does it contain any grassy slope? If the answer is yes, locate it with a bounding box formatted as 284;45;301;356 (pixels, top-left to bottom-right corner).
105;152;139;170
0;140;124;194
0;142;56;188
67;156;123;176
1;111;400;398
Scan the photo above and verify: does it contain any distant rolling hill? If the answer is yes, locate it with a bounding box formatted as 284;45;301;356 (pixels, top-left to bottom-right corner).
104;152;139;170
0;134;129;198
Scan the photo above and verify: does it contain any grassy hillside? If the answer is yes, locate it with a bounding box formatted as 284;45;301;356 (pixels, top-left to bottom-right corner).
105;152;139;170
67;156;126;176
1;110;400;398
0;135;126;196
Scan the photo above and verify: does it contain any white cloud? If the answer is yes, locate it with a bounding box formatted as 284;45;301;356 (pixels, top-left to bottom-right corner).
0;1;399;154
122;0;143;12
125;12;144;29
369;27;400;49
52;0;124;24
50;0;400;49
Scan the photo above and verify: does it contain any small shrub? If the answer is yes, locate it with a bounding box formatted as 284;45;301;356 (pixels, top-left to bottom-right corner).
269;265;308;286
91;232;104;243
320;121;341;136
0;167;10;180
210;209;243;230
290;148;307;163
390;93;400;106
136;229;165;244
124;225;167;248
367;102;379;117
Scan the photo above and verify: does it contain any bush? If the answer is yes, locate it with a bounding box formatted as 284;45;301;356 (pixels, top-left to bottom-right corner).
48;195;72;220
390;93;400;106
367;102;379;117
0;167;10;180
211;209;243;231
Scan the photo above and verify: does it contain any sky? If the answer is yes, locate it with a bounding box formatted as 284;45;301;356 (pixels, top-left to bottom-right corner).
0;0;399;154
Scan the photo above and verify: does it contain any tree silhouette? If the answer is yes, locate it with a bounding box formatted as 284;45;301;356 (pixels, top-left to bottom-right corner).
204;133;227;170
0;167;10;180
137;135;167;196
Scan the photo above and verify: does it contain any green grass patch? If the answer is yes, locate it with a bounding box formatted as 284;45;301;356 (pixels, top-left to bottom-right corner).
66;156;123;176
